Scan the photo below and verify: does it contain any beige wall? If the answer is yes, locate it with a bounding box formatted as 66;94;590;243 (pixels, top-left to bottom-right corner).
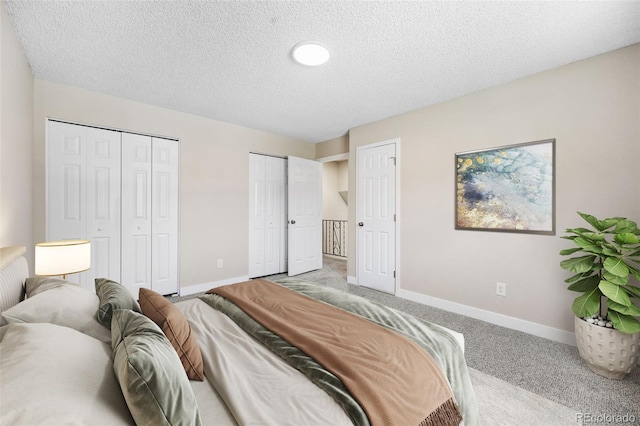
348;44;640;334
322;161;348;221
316;134;349;159
5;2;639;335
337;160;348;192
33;80;315;289
0;0;34;268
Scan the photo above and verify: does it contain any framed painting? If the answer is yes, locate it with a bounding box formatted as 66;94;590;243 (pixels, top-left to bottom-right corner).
455;139;555;235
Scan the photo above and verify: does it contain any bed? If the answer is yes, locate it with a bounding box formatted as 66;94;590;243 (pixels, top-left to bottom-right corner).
0;245;479;425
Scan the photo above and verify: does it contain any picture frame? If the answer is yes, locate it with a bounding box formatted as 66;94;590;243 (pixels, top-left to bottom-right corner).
455;138;555;235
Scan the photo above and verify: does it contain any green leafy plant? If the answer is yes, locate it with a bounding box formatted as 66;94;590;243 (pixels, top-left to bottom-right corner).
560;212;640;334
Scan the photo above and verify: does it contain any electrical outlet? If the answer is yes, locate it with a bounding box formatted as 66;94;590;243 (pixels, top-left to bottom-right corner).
217;259;223;268
496;282;507;297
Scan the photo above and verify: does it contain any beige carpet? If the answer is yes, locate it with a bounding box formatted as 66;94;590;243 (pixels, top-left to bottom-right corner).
469;367;580;425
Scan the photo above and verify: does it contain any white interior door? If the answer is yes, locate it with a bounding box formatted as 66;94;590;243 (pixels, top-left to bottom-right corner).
249;154;267;278
151;137;179;295
47;121;87;286
287;156;322;276
248;154;286;278
357;142;396;293
121;133;152;296
47;121;85;240
86;127;121;284
266;157;287;275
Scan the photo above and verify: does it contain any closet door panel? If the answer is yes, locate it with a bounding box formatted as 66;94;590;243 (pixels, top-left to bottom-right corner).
86;127;121;284
249;154;266;278
47;121;86;243
47;121;87;286
151;138;179;295
121;133;152;297
264;156;285;275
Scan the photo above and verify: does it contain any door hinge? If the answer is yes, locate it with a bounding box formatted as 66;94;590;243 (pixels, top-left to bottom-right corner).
390;156;396;166
393;270;396;278
394;214;396;222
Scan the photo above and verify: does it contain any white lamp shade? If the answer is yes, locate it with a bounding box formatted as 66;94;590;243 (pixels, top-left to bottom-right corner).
35;240;91;276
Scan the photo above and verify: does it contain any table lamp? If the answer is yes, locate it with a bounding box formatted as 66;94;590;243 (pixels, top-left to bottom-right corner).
35;239;91;279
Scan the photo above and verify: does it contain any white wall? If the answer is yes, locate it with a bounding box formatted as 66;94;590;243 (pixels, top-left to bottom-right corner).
348;44;640;335
33;80;315;291
0;0;34;269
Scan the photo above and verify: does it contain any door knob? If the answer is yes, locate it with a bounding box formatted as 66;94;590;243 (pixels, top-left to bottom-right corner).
358;222;364;227
289;220;296;224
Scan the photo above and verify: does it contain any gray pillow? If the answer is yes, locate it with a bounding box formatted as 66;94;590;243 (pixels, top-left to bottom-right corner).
111;309;202;426
25;276;78;298
95;278;141;329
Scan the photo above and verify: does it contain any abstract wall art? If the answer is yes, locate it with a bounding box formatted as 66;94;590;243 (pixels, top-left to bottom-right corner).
455;139;555;235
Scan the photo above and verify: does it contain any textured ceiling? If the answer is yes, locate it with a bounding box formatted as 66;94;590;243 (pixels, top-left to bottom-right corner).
6;1;640;143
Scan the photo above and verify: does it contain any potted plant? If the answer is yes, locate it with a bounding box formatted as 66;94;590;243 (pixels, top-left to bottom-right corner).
560;212;640;380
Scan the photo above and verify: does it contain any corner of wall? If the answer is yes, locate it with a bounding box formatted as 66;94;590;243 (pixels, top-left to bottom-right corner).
1;0;35;271
316;134;349;160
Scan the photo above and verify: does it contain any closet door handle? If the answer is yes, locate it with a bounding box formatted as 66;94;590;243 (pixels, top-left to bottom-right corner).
289;220;296;225
358;222;364;227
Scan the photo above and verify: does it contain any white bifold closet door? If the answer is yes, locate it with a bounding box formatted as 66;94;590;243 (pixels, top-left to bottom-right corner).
47;121;121;289
121;133;152;295
248;153;287;278
47;120;179;296
248;154;323;278
150;137;180;295
121;134;179;296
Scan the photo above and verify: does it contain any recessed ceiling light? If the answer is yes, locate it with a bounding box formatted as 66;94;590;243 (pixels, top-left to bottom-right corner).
292;41;330;66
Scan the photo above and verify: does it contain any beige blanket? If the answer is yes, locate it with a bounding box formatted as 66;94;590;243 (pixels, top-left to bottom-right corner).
208;279;462;426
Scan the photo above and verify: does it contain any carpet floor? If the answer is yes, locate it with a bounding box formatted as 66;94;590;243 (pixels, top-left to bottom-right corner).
469;367;578;425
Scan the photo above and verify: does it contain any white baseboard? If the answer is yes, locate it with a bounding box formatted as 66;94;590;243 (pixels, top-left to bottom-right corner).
179;275;250;296
347;275;358;285
396;288;577;347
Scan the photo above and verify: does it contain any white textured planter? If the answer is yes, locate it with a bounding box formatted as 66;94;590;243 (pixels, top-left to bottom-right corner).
574;316;640;380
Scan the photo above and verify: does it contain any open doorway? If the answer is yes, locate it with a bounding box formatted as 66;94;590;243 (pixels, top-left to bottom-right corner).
321;159;348;261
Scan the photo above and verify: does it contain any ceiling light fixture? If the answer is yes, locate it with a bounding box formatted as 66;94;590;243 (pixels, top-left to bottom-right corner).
292;41;330;66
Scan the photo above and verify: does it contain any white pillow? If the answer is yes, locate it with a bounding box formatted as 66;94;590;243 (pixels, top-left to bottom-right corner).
1;284;111;343
0;322;134;425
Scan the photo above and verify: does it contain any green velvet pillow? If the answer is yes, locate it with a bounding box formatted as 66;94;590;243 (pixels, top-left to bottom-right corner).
111;309;202;426
95;278;141;329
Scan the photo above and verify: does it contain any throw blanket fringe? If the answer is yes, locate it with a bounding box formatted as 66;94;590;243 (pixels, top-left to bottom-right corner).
421;398;462;426
208;279;462;426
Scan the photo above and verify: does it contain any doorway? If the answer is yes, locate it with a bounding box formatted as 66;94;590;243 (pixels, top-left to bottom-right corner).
321;159;348;258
